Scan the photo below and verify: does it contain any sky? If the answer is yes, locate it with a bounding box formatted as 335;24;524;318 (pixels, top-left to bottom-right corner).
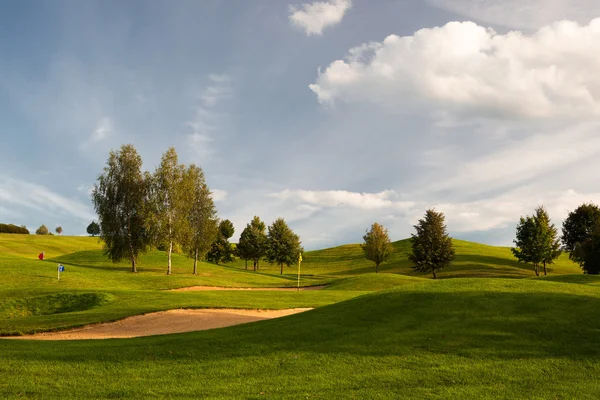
2;0;600;249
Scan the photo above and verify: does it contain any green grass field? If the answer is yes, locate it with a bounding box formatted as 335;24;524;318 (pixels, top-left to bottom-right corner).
1;233;599;399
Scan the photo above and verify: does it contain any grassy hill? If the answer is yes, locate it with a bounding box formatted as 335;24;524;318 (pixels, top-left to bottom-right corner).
3;278;600;398
1;233;597;398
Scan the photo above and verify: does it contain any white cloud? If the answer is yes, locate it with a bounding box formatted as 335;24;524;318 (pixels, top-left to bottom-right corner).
310;19;600;119
92;117;112;141
289;0;352;36
426;0;600;30
268;189;414;210
0;175;96;222
211;189;228;202
186;73;232;162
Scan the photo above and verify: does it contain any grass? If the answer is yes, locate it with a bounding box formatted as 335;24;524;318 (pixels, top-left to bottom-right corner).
3;279;600;398
1;233;598;398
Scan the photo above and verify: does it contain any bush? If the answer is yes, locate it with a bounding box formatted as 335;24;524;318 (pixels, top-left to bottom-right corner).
0;223;30;234
35;225;49;235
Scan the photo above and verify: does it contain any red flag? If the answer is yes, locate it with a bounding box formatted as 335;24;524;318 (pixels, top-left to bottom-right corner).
38;252;44;260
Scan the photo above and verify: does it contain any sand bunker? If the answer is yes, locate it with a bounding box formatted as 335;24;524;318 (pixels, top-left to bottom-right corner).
170;285;326;292
6;308;311;341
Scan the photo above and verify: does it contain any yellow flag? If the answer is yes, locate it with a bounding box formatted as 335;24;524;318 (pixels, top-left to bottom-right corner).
298;253;302;263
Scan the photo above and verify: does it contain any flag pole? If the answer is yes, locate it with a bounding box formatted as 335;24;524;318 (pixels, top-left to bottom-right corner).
297;253;302;291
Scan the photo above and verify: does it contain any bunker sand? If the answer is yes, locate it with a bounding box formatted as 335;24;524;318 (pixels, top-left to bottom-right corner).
7;308;311;340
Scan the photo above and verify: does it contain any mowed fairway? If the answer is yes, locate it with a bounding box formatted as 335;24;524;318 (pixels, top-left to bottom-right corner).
1;233;600;398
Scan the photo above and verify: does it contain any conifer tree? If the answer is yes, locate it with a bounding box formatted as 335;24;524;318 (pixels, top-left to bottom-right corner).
408;209;455;279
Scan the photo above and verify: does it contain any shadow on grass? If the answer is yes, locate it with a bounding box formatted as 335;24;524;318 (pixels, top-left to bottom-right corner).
4;285;600;363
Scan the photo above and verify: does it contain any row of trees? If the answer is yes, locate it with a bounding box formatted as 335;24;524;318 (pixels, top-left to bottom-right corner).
92;145;218;273
34;225;62;235
361;209;455;279
92;144;304;275
0;223;29;234
514;203;600;275
207;216;303;275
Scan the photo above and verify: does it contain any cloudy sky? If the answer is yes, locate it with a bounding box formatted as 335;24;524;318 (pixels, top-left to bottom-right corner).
2;0;600;249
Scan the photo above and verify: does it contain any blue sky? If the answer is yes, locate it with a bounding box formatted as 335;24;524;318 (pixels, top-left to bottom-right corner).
2;0;600;249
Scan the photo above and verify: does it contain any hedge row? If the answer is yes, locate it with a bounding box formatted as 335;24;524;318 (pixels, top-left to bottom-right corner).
0;224;30;234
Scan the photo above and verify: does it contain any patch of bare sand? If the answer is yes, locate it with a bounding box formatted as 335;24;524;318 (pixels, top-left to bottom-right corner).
6;308;311;341
170;285;327;292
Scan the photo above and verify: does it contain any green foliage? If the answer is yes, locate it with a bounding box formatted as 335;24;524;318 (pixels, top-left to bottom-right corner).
562;203;600;265
408;209;455;279
0;224;29;234
146;147;190;275
92;144;150;272
512;206;561;276
183;164;218;274
55;226;63;235
360;222;392;273
35;225;49;235
266;218;302;275
86;221;100;237
207;220;235;264
236;216;268;271
578;226;600;274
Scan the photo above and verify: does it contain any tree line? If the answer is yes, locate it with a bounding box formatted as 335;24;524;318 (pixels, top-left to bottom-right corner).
362;202;600;278
91;144;302;275
0;223;29;234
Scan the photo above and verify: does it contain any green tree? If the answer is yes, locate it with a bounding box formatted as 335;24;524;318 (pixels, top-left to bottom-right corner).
579;225;600;274
92;144;150;273
147;147;189;275
87;221;100;237
408;209;455;279
237;216;268;271
35;225;49;235
535;207;562;276
183;164;218;274
55;226;63;235
562;203;600;265
266;218;302;275
207;219;235;264
361;222;392;273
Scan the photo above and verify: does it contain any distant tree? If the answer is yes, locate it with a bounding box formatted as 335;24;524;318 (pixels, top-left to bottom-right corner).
55;226;63;235
146;147;189;275
579;226;600;274
87;221;100;237
266;218;302;275
535;207;562;275
183;164;219;274
562;203;600;265
35;225;49;235
207;220;235;265
92;144;150;273
0;224;29;234
408;209;455;279
361;222;392;273
512;215;542;276
237;216;268;271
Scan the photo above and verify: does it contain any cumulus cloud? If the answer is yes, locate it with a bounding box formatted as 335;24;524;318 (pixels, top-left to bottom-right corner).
289;0;352;36
310;19;600;119
268;189;414;210
426;0;600;30
211;189;228;202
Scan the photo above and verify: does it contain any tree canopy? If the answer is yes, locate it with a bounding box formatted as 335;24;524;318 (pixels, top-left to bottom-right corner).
408;209;455;279
266;218;302;275
361;222;392;273
92;144;150;273
512;206;561;276
55;226;63;235
237;216;268;271
87;221;100;237
183;164;218;274
207;219;235;265
35;225;49;235
562;203;600;265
